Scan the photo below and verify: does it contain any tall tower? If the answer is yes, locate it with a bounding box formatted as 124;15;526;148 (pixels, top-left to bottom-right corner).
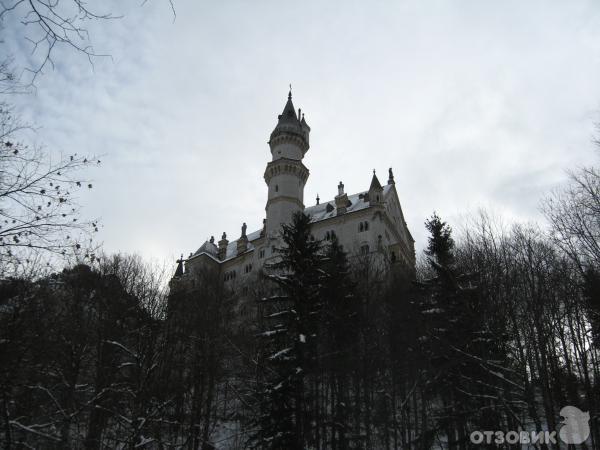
264;90;311;236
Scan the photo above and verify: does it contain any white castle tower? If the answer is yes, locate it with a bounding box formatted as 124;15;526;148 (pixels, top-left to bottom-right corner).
176;90;416;289
264;90;311;236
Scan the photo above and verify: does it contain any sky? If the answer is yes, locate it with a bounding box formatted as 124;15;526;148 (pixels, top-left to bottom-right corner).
3;0;600;265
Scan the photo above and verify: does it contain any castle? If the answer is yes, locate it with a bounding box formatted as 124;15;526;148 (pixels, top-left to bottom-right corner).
174;91;415;289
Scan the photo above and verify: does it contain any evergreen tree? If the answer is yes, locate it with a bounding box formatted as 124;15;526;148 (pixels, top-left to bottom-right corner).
319;234;359;449
418;213;515;448
424;212;455;268
251;212;325;449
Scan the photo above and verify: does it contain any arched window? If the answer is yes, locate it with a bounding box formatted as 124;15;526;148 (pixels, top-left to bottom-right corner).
275;185;279;192
359;223;364;232
364;221;369;231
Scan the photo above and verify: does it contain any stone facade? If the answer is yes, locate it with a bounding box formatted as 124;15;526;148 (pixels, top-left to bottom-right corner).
173;91;415;293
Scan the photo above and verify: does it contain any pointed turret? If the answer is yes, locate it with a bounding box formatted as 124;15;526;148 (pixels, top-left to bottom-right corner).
369;170;383;205
269;89;310;159
370;170;382;190
278;89;298;123
264;89;311;236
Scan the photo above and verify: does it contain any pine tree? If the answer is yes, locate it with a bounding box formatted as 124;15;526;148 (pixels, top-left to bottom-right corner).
419;212;515;447
251;212;325;449
319;234;359;449
424;212;455;268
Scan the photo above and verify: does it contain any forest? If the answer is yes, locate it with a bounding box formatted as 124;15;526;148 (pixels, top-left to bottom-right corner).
1;159;599;449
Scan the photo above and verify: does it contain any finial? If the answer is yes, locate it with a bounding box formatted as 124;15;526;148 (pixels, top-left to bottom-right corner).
288;84;292;100
175;254;184;277
373;169;376;175
388;167;395;185
210;236;215;244
221;232;227;240
241;222;247;238
338;181;344;196
316;194;320;205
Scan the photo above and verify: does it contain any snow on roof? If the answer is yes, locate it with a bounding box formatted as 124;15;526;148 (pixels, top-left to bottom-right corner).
191;185;395;262
304;184;394;223
224;229;263;260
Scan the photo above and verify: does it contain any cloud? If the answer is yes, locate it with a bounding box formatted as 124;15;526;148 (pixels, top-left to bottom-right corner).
3;0;600;262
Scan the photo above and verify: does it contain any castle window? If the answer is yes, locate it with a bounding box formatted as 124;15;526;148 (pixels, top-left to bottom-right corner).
275;185;279;192
259;249;265;259
242;286;249;296
391;251;397;263
325;231;330;241
359;223;364;232
360;244;370;255
244;264;253;274
364;221;369;231
224;271;236;282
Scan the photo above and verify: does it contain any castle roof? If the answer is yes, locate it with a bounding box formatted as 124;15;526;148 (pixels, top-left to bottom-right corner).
278;91;298;123
190;184;394;263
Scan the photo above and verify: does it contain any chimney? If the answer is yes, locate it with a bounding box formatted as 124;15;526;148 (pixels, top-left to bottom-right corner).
335;181;349;215
218;232;228;260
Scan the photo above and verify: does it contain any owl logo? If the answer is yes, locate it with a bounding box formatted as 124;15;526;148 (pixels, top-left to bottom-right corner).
559;406;590;445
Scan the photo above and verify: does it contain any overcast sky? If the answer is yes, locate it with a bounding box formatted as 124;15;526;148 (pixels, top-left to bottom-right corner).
5;0;600;264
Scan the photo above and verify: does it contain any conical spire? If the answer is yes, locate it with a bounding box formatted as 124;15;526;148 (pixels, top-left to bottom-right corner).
269;88;310;155
370;170;382;190
278;88;298;123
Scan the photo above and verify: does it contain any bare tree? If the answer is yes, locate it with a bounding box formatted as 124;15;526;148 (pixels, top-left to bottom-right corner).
0;0;175;85
542;165;600;274
0;102;99;265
